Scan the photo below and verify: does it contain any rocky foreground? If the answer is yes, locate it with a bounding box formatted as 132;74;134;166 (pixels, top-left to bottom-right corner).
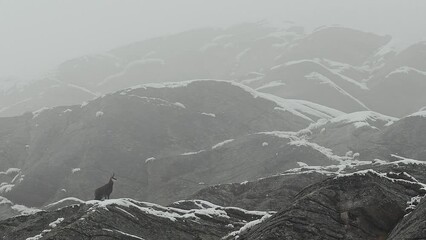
1;158;426;240
0;198;271;240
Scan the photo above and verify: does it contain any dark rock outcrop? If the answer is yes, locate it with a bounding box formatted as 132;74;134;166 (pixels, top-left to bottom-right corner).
236;171;425;240
388;196;426;239
190;171;329;211
2;158;426;239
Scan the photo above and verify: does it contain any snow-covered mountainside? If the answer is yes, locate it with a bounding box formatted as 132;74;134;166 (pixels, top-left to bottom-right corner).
0;80;344;207
293;109;426;163
296;111;397;160
0;103;426;239
0;21;426;240
1;81;425;210
143;130;349;205
0;22;425;117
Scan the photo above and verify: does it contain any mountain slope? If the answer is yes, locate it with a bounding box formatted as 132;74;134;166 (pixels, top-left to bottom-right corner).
236;170;425;239
388;194;426;239
2;156;426;240
276;26;391;66
190;171;329;211
143;131;346;205
297;111;397;160
0;80;343;207
2;23;425;117
254;59;369;112
382;111;426;160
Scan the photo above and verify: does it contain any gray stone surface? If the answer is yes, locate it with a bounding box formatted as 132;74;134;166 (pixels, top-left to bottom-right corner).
237;171;425;240
190;172;328;211
388;196;426;239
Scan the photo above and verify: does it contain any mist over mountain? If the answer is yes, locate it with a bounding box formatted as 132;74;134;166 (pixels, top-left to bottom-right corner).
1;2;426;239
1;22;425;118
2;0;426;79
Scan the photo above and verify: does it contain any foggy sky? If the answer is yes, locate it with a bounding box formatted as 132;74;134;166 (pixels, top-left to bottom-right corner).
1;0;426;79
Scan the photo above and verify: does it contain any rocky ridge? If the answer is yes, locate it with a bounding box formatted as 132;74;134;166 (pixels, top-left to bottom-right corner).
2;157;426;239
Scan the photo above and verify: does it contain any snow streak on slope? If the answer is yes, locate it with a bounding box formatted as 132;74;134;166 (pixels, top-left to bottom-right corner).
0;196;41;216
50;78;100;97
212;139;235;149
406;110;426;118
255;81;286;91
83;198;270;223
120;79;344;122
256;131;370;172
285;59;369;90
298;111;398;136
0;98;32;114
328;111;398;124
305;72;370;110
43;197;86;210
284;100;344;120
98;58;165;86
226;80;345;121
225;214;272;239
386;66;426;78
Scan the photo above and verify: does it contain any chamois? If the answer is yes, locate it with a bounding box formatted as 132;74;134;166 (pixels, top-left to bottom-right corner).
94;173;117;200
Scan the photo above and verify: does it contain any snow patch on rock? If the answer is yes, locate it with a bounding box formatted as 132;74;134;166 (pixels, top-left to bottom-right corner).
0;168;20;175
80;101;89;108
181;150;205;156
407;110;426;118
49;217;64;228
26;234;43;240
225;214;272;239
0;184;14;193
174;102;186;109
103;229;145;240
386;66;426;78
96;111;104;117
212;139;235;149
32;107;50;119
201;112;216;118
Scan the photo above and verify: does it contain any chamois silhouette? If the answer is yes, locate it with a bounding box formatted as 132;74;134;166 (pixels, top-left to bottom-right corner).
94;173;117;200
